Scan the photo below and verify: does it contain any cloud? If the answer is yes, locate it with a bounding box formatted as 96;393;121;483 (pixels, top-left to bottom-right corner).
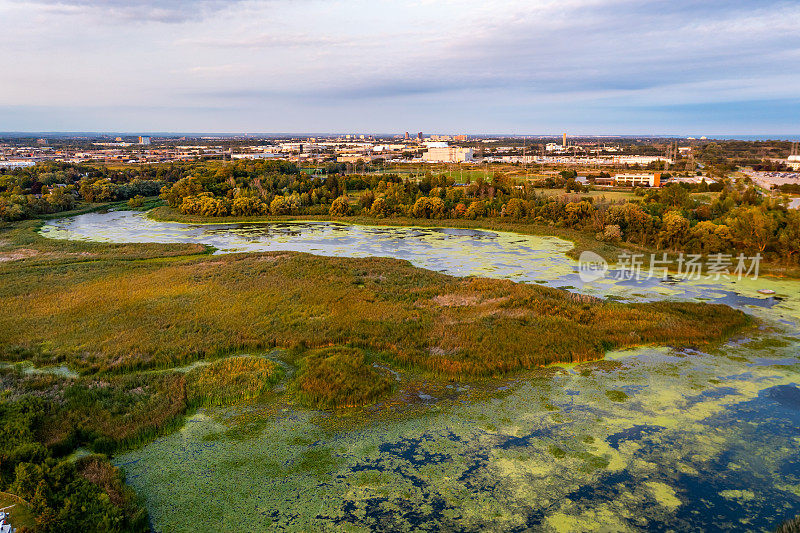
21;0;244;23
180;33;349;49
2;0;800;132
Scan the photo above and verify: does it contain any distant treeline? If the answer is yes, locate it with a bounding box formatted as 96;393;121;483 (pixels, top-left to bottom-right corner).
2;160;799;264
159;161;800;264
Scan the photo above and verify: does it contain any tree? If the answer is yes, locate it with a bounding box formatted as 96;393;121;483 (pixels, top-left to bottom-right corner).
658;210;690;249
564;201;594;227
329;196;351;216
659;183;690;208
689;221;733;254
127;195;145;209
727;206;777;253
778;210;800;264
370;196;389;217
232;195;267;216
360;189;375;210
504;198;525;220
411;196;446;219
465;200;486;220
270;195;290;215
160;177;202;208
179;193;229;217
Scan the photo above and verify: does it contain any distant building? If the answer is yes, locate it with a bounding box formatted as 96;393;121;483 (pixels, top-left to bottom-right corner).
417;132;423;141
231;153;282;160
545;142;561;152
562;133;567;149
404;132;410;140
36;138;47;145
454;134;469;142
613;173;662;188
613;155;672;165
337;154;373;163
422;146;474;163
138;136;151;145
0;160;36;169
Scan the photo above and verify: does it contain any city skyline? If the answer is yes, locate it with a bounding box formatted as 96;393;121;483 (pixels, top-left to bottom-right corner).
1;0;799;133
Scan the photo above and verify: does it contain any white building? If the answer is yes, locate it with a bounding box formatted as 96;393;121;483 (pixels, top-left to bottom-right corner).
612;155;673;166
231;153;283;160
0;160;36;169
138;136;151;145
613;173;662;187
422;146;474;163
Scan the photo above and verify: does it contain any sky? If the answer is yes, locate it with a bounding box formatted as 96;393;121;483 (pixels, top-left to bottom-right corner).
1;0;799;135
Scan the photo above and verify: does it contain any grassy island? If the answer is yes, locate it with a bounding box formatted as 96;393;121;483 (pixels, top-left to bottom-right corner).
0;213;751;531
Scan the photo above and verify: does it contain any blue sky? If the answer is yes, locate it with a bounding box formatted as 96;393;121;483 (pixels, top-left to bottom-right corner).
1;0;799;134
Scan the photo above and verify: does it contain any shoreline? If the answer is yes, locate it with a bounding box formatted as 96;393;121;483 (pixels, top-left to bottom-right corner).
145;205;800;280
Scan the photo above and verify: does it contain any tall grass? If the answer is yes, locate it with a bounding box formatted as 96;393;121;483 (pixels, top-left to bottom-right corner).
185;356;282;407
1;249;749;381
290;347;394;409
1;219;750;406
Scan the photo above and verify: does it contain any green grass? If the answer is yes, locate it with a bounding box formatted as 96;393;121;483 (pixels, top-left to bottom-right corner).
534;188;638;202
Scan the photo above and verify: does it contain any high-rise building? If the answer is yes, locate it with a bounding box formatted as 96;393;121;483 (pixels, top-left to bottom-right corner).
562;133;567;149
404;132;410;140
417;132;423;141
139;136;151;145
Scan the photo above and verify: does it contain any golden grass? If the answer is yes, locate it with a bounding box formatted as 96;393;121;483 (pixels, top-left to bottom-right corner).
186;356;282;406
1;247;749;381
290;346;394;409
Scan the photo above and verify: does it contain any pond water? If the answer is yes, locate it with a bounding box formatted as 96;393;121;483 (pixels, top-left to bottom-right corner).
42;211;800;532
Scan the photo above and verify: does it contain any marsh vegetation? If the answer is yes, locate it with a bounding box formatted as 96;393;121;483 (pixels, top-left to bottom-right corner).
0;196;766;532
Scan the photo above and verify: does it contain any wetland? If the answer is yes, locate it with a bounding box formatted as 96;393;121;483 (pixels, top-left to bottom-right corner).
1;209;798;532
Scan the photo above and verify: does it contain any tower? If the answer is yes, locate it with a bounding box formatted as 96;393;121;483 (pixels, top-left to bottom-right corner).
562;133;567;150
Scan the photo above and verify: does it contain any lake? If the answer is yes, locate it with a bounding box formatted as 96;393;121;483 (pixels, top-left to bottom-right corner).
41;211;800;532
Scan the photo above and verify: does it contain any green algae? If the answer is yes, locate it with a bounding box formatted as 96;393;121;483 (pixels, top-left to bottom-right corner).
115;331;800;531
41;210;800;531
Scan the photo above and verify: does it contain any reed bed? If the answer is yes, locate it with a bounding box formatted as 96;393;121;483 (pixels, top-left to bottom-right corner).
185;356;282;407
290;347;394;409
1;246;749;383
